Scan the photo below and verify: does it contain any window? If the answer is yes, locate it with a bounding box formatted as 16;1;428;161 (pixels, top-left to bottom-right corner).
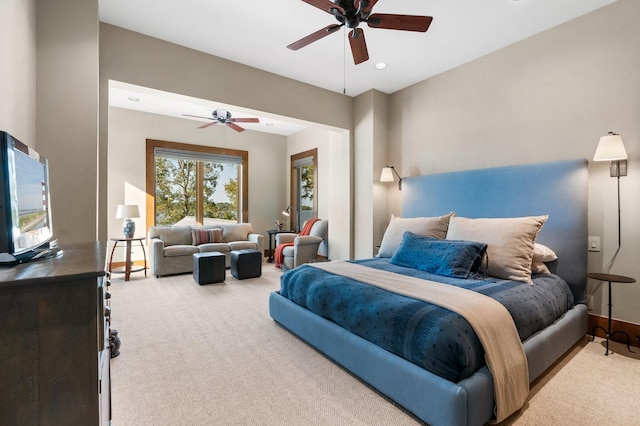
290;148;317;231
146;139;248;228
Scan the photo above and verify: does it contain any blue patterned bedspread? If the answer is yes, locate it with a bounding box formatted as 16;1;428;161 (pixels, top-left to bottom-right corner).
279;258;574;382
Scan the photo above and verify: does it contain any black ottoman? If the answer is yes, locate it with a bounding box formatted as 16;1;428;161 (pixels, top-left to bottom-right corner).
230;249;262;280
193;252;225;285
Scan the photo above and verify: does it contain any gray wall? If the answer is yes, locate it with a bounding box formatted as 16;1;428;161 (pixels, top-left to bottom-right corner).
36;0;100;243
354;90;390;259
0;0;36;145
2;0;99;244
386;0;640;323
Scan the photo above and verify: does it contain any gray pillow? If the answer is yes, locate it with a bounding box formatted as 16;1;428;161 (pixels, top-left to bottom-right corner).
446;215;548;283
378;212;454;258
221;223;253;242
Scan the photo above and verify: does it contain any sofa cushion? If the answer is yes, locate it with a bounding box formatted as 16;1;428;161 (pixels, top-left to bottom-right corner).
164;245;199;257
198;243;231;253
149;226;192;246
228;241;259;251
222;223;253;242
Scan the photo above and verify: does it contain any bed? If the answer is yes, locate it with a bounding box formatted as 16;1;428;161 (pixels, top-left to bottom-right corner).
269;159;588;426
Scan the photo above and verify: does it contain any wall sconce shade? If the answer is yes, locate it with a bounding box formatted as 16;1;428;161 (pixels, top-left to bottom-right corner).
380;167;394;182
594;132;628;177
380;166;402;190
116;204;140;238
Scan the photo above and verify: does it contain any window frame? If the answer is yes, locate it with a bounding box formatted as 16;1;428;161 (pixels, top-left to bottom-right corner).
145;139;249;232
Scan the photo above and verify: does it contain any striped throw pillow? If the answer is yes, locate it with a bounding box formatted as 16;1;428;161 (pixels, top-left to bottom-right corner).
191;228;223;245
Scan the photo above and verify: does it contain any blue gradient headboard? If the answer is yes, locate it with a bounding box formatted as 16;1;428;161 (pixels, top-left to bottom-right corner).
402;159;588;303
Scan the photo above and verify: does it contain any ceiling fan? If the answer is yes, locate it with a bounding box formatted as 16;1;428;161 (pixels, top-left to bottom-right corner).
183;109;260;132
287;0;433;65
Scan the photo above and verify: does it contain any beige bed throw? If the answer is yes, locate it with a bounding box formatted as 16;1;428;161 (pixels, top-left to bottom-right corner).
309;261;529;423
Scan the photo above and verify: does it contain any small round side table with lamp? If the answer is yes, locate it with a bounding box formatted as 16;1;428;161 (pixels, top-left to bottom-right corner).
111;204;145;281
587;272;636;355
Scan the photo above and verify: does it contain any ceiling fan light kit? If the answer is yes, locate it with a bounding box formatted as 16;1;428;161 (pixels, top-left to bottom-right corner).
213;109;232;122
289;0;433;65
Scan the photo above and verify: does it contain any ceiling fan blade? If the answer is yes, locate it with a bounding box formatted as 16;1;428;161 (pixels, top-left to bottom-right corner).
287;24;342;50
302;0;345;15
226;122;245;133
348;28;369;65
230;118;260;123
354;0;378;14
182;114;213;120
367;14;433;32
198;121;218;129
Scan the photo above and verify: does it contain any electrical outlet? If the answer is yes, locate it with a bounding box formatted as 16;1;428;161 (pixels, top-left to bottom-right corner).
588;236;601;252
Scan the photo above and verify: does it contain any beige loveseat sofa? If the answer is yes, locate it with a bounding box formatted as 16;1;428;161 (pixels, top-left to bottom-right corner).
148;223;264;277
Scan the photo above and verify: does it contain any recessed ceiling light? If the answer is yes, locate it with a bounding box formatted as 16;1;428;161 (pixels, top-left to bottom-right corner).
375;62;388;70
128;96;140;102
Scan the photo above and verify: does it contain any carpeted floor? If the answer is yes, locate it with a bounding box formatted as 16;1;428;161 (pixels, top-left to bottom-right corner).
109;265;640;425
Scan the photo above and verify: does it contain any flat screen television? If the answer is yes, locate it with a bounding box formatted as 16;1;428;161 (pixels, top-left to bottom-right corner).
0;131;60;264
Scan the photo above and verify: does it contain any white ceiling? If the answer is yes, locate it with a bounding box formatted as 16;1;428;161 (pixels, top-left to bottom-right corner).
101;0;618;135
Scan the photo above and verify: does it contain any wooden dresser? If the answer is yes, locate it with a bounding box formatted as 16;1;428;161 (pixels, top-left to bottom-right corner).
0;242;111;425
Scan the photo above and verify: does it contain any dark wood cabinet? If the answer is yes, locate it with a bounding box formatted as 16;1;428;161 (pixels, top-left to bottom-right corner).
0;242;110;425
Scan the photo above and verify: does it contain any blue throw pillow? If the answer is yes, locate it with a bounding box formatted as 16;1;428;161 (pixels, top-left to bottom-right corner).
390;232;487;278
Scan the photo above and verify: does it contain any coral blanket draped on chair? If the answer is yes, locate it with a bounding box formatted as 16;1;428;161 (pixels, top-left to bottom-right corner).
275;218;320;269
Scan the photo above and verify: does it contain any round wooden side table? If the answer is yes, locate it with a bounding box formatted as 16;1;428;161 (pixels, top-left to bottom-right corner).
109;237;147;281
587;272;636;355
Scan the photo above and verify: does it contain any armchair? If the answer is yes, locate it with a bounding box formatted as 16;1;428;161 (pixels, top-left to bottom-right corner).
275;219;328;270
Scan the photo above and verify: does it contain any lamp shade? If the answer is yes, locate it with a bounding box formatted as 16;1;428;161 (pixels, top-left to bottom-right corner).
116;204;140;219
594;133;627;161
380;167;395;182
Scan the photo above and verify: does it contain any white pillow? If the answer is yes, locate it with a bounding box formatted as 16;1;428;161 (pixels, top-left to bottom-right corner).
532;243;557;262
446;215;548;283
378;213;454;258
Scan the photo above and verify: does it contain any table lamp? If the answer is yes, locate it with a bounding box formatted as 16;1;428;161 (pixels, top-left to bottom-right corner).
116;204;140;238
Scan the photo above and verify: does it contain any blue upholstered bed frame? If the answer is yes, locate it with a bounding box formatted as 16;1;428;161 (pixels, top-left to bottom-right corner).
269;159;589;426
